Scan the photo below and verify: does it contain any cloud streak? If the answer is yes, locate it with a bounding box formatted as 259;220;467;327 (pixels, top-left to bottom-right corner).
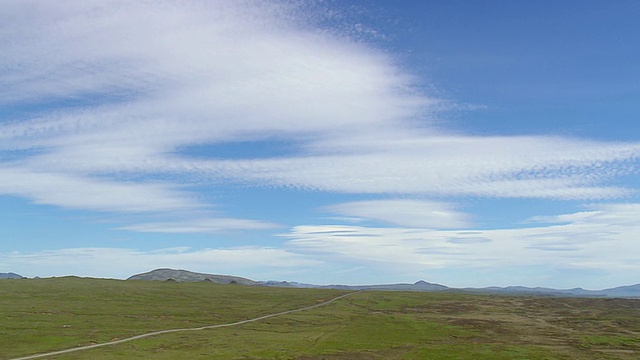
193;134;639;199
323;199;471;229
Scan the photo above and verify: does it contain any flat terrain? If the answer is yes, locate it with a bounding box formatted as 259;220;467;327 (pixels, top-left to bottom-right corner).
1;277;639;359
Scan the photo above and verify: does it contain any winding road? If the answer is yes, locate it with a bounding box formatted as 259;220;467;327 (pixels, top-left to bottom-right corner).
10;291;361;360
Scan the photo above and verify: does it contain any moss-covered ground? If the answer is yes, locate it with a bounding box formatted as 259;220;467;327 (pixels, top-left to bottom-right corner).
1;277;639;359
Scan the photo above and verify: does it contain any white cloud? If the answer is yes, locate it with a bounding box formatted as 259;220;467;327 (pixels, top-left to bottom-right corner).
283;203;640;288
194;134;640;199
0;166;198;213
119;218;278;234
0;0;433;218
324;199;471;228
1;0;639;240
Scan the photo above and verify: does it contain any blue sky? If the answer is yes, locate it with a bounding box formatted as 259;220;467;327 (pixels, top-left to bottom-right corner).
2;0;640;289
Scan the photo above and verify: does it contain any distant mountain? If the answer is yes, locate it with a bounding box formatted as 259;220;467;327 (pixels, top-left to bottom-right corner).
598;284;640;298
127;268;258;286
463;284;640;298
0;272;24;279
323;280;449;292
322;282;640;298
464;286;594;297
127;269;640;298
260;280;319;288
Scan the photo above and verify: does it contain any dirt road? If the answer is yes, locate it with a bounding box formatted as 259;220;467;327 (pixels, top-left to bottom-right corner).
10;291;360;360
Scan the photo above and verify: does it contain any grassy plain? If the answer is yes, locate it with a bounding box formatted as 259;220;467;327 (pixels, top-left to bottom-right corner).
1;277;639;359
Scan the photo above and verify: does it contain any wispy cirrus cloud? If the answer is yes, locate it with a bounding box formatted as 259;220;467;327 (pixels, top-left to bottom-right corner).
1;0;640;239
0;0;432;232
0;166;196;213
194;133;639;199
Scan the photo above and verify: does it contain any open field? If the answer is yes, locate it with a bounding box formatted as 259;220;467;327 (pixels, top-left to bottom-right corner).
1;278;639;359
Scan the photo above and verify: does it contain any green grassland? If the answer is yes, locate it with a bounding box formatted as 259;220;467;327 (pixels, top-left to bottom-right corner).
1;277;639;359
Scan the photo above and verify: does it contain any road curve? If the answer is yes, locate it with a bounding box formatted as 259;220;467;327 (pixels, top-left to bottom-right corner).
10;291;361;360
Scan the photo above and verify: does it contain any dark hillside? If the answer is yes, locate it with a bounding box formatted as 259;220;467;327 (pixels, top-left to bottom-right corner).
0;272;24;279
127;268;258;285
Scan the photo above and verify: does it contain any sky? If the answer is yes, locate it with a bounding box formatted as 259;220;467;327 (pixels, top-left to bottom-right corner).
1;0;640;290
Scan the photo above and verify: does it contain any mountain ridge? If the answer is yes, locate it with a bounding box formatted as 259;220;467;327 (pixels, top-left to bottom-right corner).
126;268;640;298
